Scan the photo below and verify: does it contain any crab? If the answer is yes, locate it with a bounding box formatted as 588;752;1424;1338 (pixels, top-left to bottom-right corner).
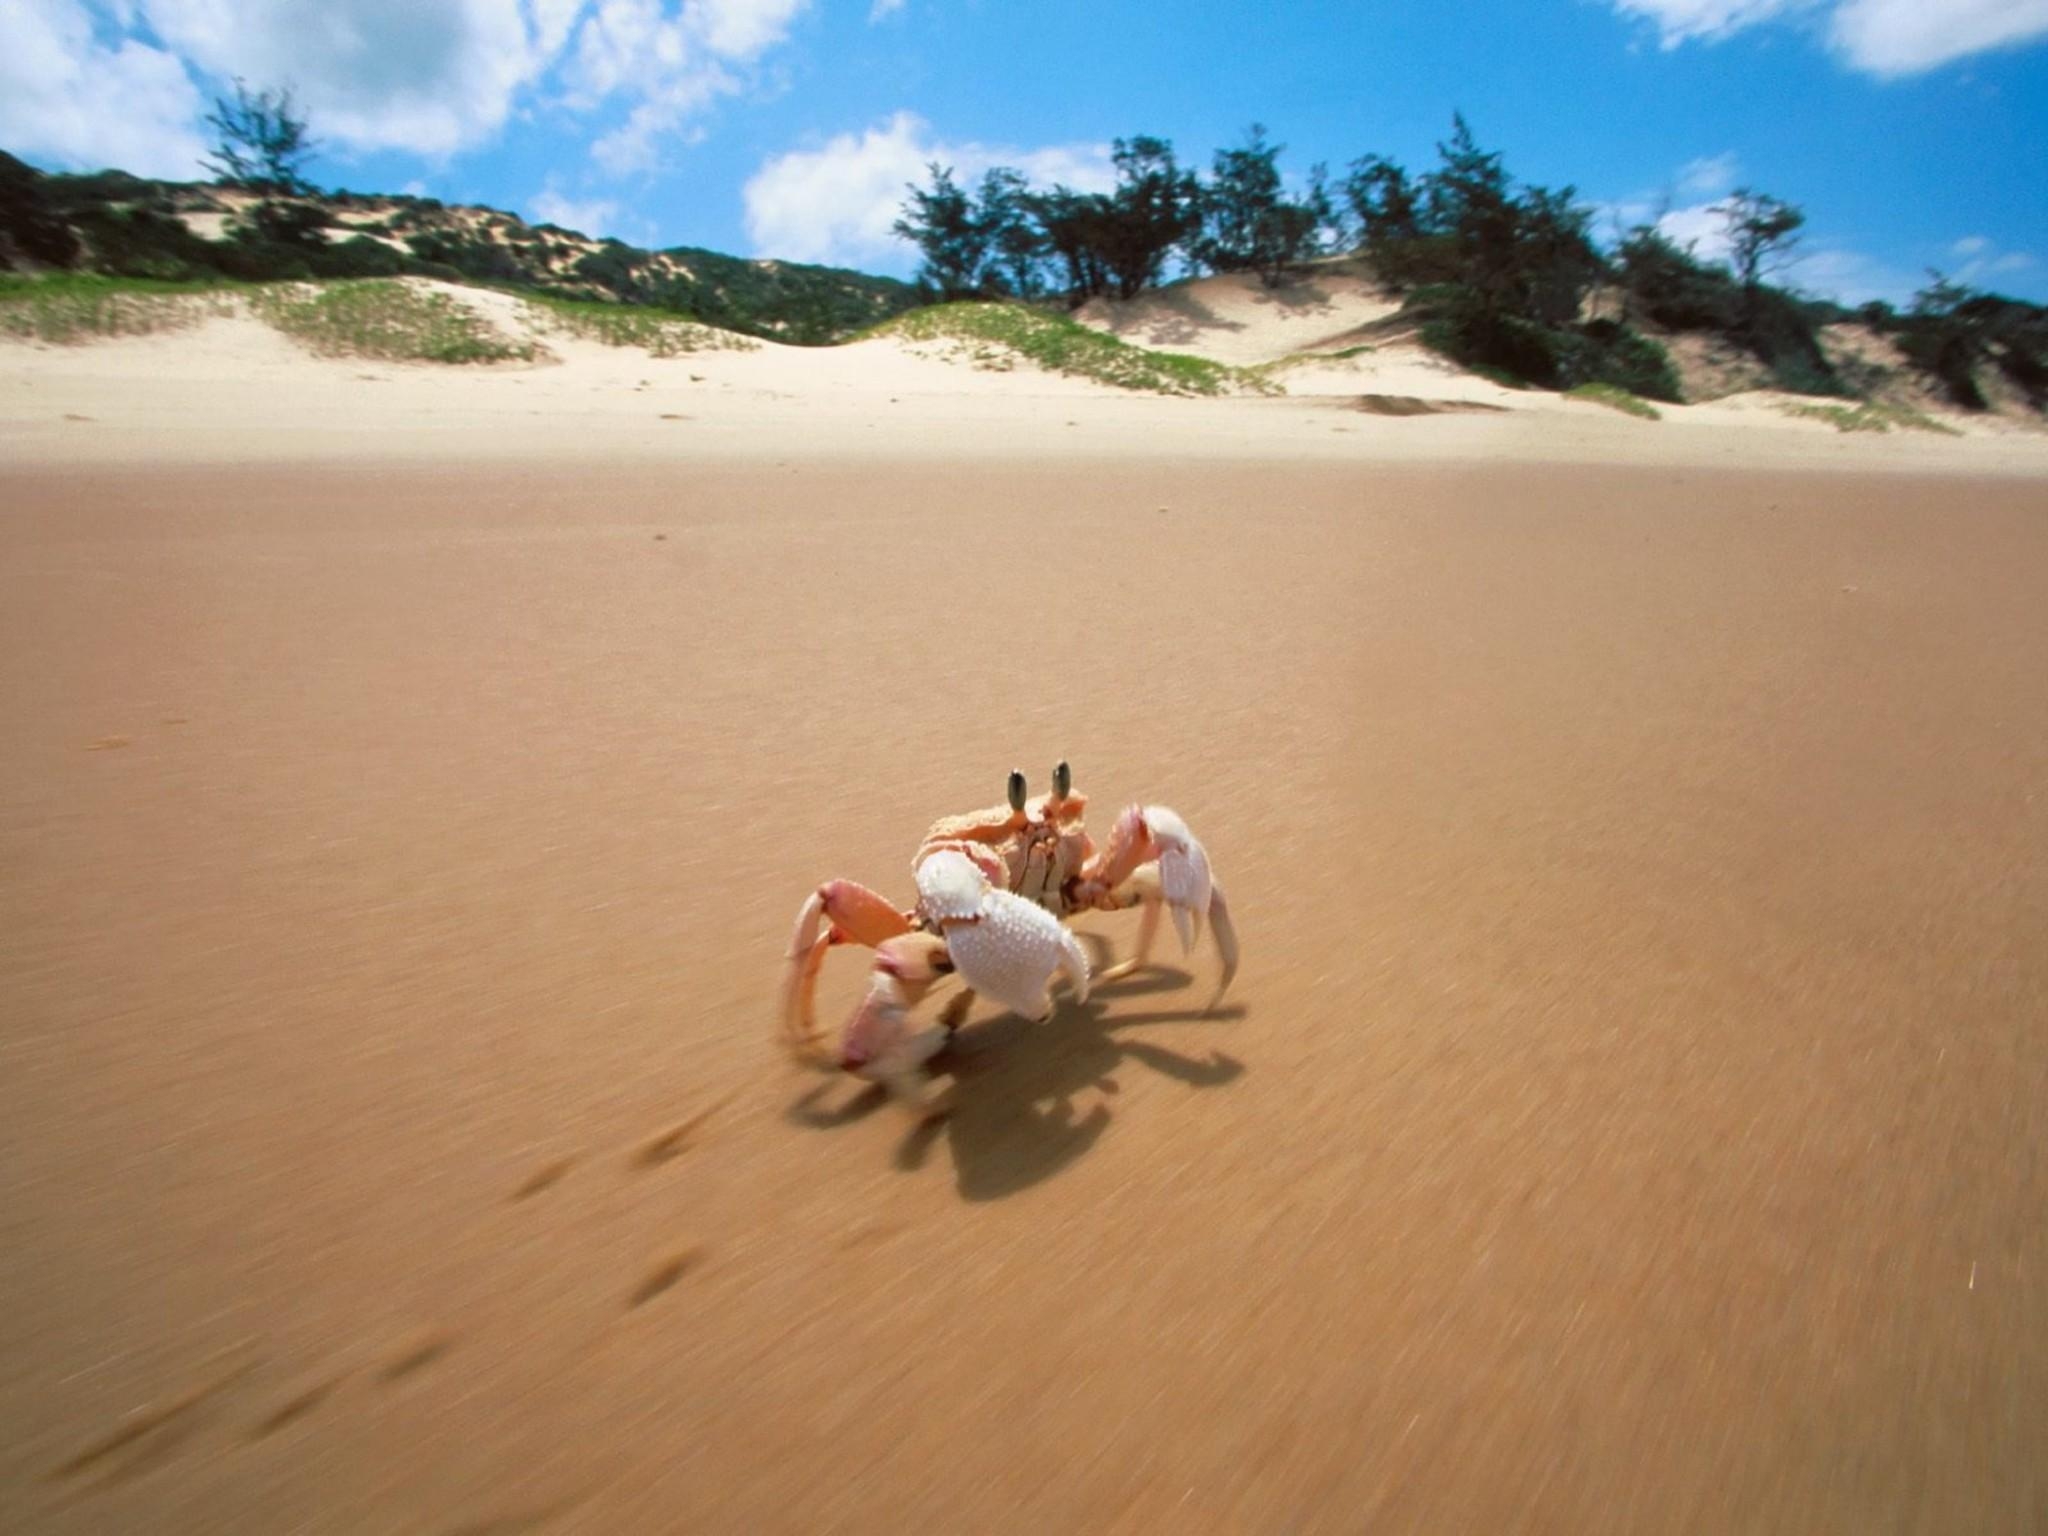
780;761;1239;1116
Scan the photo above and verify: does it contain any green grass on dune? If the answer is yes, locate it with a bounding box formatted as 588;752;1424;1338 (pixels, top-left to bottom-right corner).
0;272;236;343
866;302;1277;397
249;280;538;364
1778;400;1962;436
520;293;758;356
1566;381;1662;420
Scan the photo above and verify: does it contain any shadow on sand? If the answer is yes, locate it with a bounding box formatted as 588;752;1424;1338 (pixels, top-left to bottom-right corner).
787;940;1246;1202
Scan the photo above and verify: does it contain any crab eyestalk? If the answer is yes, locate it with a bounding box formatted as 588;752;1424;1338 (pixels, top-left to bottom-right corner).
1007;769;1027;814
1052;759;1072;801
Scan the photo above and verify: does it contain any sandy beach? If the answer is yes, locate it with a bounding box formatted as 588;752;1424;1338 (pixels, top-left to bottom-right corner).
3;294;2047;1532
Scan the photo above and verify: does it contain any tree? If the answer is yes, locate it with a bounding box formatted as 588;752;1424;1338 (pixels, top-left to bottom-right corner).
203;78;319;196
1342;154;1427;284
893;162;998;300
1417;115;1600;330
1195;124;1332;288
1028;185;1113;302
975;167;1047;298
1095;136;1202;300
1717;187;1803;329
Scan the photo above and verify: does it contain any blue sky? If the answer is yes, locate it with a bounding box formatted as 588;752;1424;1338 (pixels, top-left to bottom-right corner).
5;0;2045;304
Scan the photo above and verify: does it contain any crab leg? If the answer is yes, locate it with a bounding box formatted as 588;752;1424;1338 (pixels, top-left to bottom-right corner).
782;879;913;1060
1096;865;1165;983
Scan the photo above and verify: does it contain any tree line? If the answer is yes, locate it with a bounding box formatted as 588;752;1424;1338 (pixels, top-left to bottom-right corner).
893;114;2044;409
892;123;1331;304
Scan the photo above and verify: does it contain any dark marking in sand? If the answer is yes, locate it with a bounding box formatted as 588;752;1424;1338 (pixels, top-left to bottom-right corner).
659;413;689;420
631;1092;735;1170
379;1332;455;1382
48;1355;259;1484
63;413;95;422
512;1157;575;1201
628;1249;702;1309
249;1373;347;1440
838;1223;902;1250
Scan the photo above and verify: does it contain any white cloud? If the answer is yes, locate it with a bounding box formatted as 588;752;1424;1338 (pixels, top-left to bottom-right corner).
1783;245;1924;305
1944;234;2037;285
1610;0;1814;47
742;111;1114;268
564;0;809;175
1656;199;1738;264
5;0;812;189
530;177;619;237
1591;153;1742;259
1609;0;2048;73
1829;0;2048;74
697;0;808;58
138;0;567;158
1676;151;1739;198
0;0;210;177
868;0;905;19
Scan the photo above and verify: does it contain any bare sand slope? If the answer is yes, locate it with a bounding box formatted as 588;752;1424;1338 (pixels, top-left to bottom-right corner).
1072;266;1402;365
2;457;2044;1533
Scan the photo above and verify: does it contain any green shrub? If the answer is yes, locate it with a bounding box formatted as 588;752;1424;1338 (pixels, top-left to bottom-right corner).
0;151;83;267
1415;287;1681;400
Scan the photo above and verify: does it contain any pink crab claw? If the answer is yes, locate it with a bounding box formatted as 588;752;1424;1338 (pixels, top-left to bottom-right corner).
914;849;1091;1022
835;932;959;1116
782;878;913;1062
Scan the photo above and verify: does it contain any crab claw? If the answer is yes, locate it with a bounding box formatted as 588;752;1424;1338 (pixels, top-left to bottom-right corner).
1139;806;1214;953
914;849;1090;1022
1085;804;1238;1008
823;932;960;1118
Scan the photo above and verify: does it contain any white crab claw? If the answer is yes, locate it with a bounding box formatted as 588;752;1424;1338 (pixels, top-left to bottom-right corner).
1142;806;1213;954
913;847;991;923
914;849;1089;1022
950;890;1090;1021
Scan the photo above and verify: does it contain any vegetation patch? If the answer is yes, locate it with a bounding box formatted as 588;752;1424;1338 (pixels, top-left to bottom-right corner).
1779;401;1962;436
1351;393;1506;416
521;293;757;355
1567;382;1662;420
252;280;537;364
871;302;1274;396
0;272;232;343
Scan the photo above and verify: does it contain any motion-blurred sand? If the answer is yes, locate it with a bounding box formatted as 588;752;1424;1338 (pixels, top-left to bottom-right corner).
2;299;2046;1531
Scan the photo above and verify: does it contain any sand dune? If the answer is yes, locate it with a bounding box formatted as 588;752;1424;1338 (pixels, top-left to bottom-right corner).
1072;264;1403;364
4;276;2045;477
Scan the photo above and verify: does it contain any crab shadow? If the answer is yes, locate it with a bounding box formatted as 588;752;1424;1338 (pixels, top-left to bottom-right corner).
787;940;1246;1202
